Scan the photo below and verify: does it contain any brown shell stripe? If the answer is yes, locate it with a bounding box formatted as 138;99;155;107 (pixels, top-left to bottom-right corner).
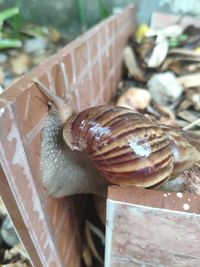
95;143;172;172
91;128;168;158
94;138;170;165
93;134;169;160
102;111;143;128
70;106;121;145
104;154;174;187
95;107;135;123
71;106;141;149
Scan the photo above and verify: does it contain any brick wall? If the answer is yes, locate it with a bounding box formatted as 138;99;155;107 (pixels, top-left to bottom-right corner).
0;5;136;267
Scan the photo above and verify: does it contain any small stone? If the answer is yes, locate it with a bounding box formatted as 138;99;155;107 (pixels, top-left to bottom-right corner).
1;215;20;247
48;27;61;43
24;37;48;54
0;53;8;64
190;93;200;111
117;87;151;110
147;72;183;105
4;72;15;89
11;54;31;76
32;52;48;66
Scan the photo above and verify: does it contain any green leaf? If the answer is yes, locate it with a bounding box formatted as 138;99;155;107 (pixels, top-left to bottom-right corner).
96;0;110;20
0;7;19;22
0;38;22;49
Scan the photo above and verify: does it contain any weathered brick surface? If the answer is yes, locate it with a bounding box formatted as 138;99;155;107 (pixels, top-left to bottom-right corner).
0;5;136;266
106;186;200;267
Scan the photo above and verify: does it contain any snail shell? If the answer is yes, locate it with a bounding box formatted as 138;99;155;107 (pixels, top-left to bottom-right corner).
63;105;175;188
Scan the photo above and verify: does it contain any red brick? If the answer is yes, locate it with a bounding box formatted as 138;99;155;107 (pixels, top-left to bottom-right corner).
109;44;116;71
102;79;112;104
91;62;102;101
25;132;42;180
56;200;78;263
79;75;93;110
74;41;89;78
62;53;74;88
88;32;99;61
98;24;108;51
0;106;59;266
109;71;117;97
12;83;47;136
0;168;43;267
116;63;123;88
65;234;81;267
101;53;111;84
45;196;70;234
108;18;115;41
71;88;81;112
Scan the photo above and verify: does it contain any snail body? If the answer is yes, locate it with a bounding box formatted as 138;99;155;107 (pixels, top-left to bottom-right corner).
34;79;200;197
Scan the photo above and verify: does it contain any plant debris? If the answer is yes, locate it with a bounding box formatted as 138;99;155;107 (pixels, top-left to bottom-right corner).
0;198;32;266
120;15;200;133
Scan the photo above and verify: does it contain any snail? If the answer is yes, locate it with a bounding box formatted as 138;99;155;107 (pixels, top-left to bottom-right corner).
33;71;200;198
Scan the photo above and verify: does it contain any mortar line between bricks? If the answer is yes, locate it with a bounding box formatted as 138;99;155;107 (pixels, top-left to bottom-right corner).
86;39;95;106
69;45;116;94
97;39;103;102
71;50;77;85
94;64;121;105
7;105;64;267
47;71;56;93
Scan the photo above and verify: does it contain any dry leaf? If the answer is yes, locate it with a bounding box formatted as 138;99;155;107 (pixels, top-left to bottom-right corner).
186;88;200;111
145;34;169;68
178;74;200;88
4;244;29;262
82;243;93;267
183;118;200;130
123;46;145;82
177;110;198;123
85;221;104;264
116;87;151;110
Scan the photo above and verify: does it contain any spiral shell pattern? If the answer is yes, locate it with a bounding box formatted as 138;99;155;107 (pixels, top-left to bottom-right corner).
64;105;174;188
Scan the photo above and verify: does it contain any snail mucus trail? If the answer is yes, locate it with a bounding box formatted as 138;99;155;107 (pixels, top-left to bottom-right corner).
33;66;200;198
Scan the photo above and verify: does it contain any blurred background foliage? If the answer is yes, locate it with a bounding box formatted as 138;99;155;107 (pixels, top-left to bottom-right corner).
1;0;200;41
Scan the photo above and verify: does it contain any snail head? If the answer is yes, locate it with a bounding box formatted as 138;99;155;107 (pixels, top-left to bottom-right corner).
33;78;73;124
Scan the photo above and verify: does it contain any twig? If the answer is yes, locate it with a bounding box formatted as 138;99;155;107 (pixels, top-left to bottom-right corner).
183;118;200;130
85;220;104;264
